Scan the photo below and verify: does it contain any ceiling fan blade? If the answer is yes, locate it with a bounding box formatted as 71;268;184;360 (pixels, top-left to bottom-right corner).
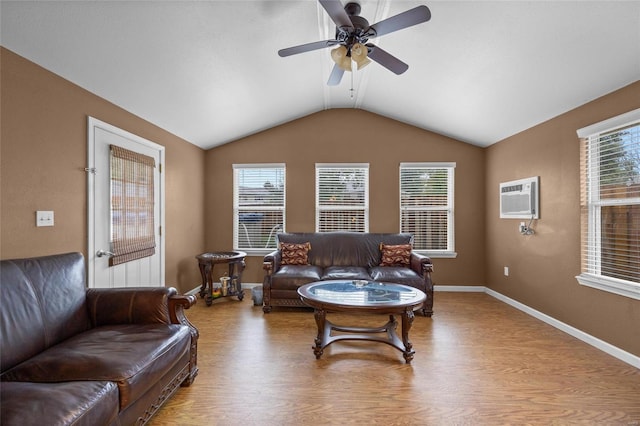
369;5;431;38
327;64;345;86
319;0;354;30
278;40;338;57
367;45;409;75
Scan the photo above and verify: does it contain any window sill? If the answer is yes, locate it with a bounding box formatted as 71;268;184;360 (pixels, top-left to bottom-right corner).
416;251;458;259
237;248;277;256
576;273;640;301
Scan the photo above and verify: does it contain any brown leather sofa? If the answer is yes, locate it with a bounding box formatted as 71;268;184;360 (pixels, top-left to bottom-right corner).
262;232;434;316
0;252;199;426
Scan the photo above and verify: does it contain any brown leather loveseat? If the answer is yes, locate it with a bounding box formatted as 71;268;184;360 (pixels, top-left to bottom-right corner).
262;232;434;316
0;252;199;426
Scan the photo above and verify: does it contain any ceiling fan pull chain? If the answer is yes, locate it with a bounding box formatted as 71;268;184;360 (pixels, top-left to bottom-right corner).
350;66;355;99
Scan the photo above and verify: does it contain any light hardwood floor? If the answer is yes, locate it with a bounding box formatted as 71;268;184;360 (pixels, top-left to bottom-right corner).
149;291;640;425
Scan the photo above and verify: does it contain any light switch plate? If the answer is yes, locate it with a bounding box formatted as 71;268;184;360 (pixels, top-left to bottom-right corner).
36;210;54;227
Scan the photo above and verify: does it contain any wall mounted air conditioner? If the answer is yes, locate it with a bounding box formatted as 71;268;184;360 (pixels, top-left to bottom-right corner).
500;176;539;219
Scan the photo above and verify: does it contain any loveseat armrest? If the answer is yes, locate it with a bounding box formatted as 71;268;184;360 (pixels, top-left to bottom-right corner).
86;287;195;327
410;252;434;317
262;250;281;313
263;250;281;275
410;252;434;281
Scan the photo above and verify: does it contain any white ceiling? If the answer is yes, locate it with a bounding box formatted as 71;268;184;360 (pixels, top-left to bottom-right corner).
2;1;639;149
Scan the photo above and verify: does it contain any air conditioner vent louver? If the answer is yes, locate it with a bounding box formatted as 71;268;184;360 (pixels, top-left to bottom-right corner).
500;176;539;219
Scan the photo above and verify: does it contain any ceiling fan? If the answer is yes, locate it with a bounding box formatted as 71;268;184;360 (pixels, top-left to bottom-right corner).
278;0;431;86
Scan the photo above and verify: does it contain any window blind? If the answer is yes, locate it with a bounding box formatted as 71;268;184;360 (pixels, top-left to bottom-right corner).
316;164;369;232
581;122;640;286
109;145;156;266
233;165;285;251
400;163;455;252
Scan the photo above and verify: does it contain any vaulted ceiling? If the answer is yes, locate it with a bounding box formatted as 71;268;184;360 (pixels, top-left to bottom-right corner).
2;1;639;149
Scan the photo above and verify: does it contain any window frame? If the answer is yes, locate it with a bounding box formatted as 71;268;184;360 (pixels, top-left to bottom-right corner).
315;163;369;233
576;108;640;300
399;162;456;258
232;163;286;255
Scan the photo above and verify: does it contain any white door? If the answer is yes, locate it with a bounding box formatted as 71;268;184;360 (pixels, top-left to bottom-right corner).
87;117;165;288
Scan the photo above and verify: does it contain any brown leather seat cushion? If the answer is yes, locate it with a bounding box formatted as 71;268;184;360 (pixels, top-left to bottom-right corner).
2;324;191;410
321;266;371;281
369;266;425;288
271;265;323;289
0;380;119;426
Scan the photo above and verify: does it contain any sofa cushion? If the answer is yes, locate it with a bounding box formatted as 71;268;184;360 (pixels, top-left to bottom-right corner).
369;266;425;288
0;380;119;426
272;265;323;290
2;324;191;411
380;243;412;266
280;242;311;265
321;266;371;281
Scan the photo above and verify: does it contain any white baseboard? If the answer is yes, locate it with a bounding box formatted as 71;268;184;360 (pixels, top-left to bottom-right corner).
186;282;261;297
185;286;200;296
436;284;639;369
434;285;485;292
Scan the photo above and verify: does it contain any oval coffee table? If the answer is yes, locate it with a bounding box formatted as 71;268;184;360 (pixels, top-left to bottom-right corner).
298;280;426;363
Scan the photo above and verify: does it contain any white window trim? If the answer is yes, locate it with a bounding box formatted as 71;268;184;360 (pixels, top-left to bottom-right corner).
315;163;369;233
576;108;640;138
576;108;640;300
233;163;286;255
400;162;457;258
576;273;640;300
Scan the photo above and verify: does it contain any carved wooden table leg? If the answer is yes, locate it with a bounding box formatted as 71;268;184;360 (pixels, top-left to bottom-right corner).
313;308;327;359
198;262;208;299
196;257;214;306
401;308;416;363
233;259;246;301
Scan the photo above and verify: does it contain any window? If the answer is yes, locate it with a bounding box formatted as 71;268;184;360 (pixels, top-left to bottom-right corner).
316;164;369;232
233;164;285;253
577;109;640;300
400;162;456;257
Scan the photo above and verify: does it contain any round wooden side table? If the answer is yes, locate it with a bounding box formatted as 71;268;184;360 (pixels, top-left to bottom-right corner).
196;251;246;306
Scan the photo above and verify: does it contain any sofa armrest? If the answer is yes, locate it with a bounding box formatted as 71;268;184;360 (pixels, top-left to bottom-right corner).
86;287;195;327
263;250;281;273
410;252;434;282
263;250;282;283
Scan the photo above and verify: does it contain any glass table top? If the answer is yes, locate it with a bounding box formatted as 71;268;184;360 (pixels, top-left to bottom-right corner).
298;280;425;307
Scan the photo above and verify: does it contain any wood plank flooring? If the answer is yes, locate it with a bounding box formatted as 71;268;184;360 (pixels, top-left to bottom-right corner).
149;291;640;425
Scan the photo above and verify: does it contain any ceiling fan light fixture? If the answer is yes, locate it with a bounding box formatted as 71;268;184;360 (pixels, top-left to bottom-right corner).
351;43;371;70
331;45;352;71
279;2;432;85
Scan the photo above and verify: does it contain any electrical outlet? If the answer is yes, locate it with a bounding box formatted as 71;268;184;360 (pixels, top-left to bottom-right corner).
504;266;509;276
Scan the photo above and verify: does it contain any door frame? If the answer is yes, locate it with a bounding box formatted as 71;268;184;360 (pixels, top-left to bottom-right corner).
87;116;166;287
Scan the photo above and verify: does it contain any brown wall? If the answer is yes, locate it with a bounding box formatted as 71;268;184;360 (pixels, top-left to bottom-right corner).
485;81;640;356
204;109;487;286
0;48;206;294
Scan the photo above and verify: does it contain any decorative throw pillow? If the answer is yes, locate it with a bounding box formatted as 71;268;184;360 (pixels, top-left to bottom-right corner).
379;243;412;267
280;242;311;265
